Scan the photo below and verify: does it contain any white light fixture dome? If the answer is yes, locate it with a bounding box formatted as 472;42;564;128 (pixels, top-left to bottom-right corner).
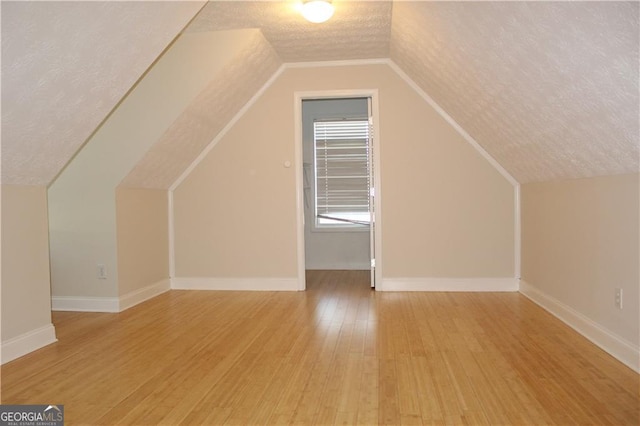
301;0;335;24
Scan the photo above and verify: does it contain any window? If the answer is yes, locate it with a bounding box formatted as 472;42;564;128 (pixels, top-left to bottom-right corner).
314;119;371;228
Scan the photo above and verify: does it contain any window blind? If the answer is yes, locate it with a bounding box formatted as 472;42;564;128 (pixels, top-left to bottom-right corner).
314;120;370;226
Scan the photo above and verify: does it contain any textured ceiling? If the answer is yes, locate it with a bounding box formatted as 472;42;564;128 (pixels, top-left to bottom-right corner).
186;1;392;62
391;1;639;183
2;1;638;187
1;1;204;185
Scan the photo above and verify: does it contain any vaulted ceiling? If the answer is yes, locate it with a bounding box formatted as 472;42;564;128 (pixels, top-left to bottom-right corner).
391;2;639;182
2;1;638;187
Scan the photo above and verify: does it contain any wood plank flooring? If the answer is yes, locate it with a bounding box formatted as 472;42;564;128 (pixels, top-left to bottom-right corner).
1;270;638;425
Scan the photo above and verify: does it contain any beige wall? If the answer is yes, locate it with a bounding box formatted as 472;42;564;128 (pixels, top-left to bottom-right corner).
522;173;639;346
174;69;299;277
174;64;515;280
378;75;514;278
1;185;53;340
116;188;169;296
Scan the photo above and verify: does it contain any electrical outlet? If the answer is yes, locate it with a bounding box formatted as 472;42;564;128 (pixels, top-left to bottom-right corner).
97;264;107;280
615;288;623;309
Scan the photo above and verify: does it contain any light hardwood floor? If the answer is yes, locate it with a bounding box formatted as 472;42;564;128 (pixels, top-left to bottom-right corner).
2;270;638;425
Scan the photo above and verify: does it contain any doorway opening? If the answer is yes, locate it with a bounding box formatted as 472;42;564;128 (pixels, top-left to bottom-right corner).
295;92;381;290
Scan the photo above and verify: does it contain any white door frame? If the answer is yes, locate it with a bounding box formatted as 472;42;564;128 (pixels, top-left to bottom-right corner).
293;89;382;290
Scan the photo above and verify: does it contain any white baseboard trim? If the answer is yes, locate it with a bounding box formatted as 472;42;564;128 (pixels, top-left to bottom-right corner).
1;324;57;364
520;280;640;373
171;277;300;291
52;279;171;313
52;295;119;313
119;279;170;311
378;277;519;292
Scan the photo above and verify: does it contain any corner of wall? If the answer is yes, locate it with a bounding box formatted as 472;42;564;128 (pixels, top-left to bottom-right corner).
1;184;57;363
1;324;57;365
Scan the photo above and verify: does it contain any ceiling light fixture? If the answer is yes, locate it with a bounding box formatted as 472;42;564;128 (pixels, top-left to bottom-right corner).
301;0;335;24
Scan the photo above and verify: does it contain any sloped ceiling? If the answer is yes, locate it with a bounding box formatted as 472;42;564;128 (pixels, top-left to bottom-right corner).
121;0;391;189
391;1;639;183
1;1;205;185
2;1;637;187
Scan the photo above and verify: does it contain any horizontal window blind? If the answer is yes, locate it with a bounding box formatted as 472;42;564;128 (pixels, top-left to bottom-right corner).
314;120;370;226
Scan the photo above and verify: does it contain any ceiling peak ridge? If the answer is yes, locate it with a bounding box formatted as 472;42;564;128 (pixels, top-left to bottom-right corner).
283;58;391;69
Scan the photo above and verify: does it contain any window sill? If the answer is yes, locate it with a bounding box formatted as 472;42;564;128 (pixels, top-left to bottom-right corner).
310;225;370;234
